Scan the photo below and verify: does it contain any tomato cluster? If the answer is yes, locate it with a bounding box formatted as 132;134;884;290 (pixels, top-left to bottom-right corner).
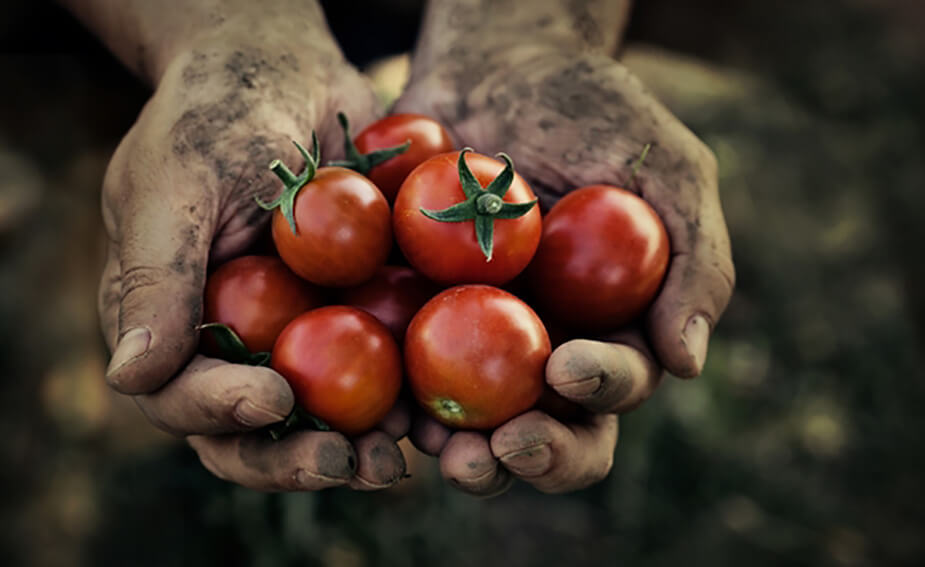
198;113;669;437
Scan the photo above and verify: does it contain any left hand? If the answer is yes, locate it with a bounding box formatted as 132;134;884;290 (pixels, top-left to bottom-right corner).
395;44;734;495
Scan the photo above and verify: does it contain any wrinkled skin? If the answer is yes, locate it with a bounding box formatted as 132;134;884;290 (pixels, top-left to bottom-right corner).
91;0;733;496
396;43;735;495
98;39;410;491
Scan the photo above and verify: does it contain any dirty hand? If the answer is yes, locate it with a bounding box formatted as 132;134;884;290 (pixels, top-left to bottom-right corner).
97;27;408;491
395;34;734;494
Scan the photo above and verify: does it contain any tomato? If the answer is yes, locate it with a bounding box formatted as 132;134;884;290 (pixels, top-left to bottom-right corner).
261;137;391;287
339;265;440;343
272;306;402;436
527;185;669;331
393;150;541;286
405;285;550;430
334;113;455;203
202;255;324;354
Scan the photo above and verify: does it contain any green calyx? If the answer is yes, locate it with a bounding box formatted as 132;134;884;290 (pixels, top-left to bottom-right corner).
198;323;332;441
420;148;537;261
255;131;322;235
326;112;410;175
198;323;271;367
267;407;330;441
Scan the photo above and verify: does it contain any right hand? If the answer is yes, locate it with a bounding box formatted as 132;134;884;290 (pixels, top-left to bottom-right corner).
98;38;409;491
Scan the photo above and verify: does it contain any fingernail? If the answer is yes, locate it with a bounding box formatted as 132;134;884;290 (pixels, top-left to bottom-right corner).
499;443;552;477
233;399;288;428
682;315;710;376
315;440;357;480
105;327;151;379
552;376;602;400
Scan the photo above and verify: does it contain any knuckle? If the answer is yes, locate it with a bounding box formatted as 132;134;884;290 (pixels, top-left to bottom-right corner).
192;389;236;431
120;265;172;300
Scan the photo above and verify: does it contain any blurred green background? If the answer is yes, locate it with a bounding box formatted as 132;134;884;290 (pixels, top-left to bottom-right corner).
1;1;923;566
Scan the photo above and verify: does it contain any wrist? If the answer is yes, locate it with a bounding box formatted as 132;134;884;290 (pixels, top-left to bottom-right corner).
151;11;344;89
62;0;343;87
409;0;632;79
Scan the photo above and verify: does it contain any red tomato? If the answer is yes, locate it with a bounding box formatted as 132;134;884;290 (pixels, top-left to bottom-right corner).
393;151;541;286
405;285;550;430
339;266;440;343
354;113;455;203
527;185;670;330
270;166;391;286
272;306;402;436
202;255;324;353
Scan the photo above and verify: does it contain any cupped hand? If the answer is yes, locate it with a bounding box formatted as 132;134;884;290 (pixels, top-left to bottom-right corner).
396;45;734;494
98;38;408;491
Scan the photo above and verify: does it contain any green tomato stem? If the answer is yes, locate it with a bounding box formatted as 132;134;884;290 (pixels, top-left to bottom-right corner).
418;148;537;261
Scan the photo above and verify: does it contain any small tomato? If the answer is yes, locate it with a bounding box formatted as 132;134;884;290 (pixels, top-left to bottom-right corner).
272;306;402;436
331;112;455;203
393;149;541;286
527;185;669;330
339;265;439;343
405;285;550;430
202;255;324;354
260;135;391;287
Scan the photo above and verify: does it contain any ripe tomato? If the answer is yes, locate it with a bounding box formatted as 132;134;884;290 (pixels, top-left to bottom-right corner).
527;185;670;331
261;137;391;287
333;113;455;203
272;306;402;436
405;285;550;430
393;150;541;286
339;265;440;343
202;255;324;354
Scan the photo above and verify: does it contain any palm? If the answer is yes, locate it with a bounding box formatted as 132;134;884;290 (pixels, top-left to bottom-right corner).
396;49;734;495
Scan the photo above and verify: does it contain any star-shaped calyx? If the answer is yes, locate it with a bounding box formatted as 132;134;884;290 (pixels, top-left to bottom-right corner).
421;148;537;261
326;112;410;175
255;131;322;235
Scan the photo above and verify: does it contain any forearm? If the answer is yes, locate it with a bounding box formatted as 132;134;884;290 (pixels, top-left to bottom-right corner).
59;0;342;86
411;0;632;75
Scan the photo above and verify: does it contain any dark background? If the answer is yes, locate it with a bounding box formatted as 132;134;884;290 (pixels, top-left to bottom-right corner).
1;1;923;566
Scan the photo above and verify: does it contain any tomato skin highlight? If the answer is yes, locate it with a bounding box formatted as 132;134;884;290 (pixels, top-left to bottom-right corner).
405;285;550;430
339;265;440;343
527;185;670;331
354;113;455;203
271;306;402;436
202;255;325;354
271;166;391;287
393;151;541;286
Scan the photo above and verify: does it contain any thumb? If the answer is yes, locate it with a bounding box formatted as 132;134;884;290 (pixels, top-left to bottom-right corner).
104;197;213;394
646;174;735;378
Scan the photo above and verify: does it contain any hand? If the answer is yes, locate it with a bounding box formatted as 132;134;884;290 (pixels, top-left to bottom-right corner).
395;45;734;494
98;33;408;490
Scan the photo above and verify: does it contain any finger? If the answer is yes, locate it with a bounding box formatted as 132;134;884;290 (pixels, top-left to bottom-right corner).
378;398;412;440
645;155;735;378
187;430;356;491
545;336;662;414
491;410;618;494
439;432;512;497
134;355;294;436
103;178;214;394
409;414;452;457
348;431;407;490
